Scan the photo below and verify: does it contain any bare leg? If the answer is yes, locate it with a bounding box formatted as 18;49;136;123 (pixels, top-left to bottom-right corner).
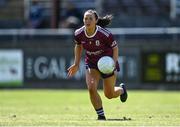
86;69;106;120
86;69;102;109
103;73;124;99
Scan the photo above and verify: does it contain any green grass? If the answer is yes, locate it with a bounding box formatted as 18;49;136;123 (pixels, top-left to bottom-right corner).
0;89;180;126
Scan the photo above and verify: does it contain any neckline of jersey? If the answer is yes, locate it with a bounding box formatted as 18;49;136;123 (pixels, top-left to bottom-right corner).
84;25;99;38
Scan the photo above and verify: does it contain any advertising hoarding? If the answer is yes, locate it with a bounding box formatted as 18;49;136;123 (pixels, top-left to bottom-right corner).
23;49;140;87
0;50;23;86
142;51;180;83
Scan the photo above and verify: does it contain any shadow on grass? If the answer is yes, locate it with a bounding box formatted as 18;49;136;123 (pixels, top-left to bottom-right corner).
107;117;132;121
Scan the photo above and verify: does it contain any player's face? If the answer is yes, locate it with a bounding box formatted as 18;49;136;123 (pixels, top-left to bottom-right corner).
83;12;97;29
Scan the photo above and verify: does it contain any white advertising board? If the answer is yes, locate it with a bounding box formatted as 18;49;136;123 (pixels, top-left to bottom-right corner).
0;50;23;86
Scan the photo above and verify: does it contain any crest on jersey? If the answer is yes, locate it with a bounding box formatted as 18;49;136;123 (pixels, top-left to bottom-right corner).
95;40;100;46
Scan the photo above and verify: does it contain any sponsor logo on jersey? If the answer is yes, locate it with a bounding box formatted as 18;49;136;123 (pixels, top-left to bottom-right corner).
86;50;103;55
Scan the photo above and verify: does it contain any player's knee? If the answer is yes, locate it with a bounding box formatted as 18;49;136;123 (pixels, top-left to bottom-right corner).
87;83;97;93
104;93;114;99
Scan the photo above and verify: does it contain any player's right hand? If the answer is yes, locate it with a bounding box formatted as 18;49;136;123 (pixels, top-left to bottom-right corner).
67;64;79;77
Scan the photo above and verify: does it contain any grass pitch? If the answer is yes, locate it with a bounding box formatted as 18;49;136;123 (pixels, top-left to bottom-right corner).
0;89;180;126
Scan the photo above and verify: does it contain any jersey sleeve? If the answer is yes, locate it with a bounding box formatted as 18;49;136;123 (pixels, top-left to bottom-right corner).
106;33;117;48
74;30;81;45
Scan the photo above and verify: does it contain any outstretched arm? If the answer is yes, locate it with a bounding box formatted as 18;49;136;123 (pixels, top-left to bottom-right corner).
67;44;83;77
74;44;83;66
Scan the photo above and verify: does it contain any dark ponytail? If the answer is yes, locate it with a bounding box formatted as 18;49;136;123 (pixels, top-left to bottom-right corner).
85;10;113;28
97;15;113;28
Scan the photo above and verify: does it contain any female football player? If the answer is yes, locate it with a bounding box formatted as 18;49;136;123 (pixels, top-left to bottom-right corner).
67;9;127;120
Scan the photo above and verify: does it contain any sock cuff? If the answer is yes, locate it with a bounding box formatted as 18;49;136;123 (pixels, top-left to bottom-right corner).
95;107;105;116
95;107;103;111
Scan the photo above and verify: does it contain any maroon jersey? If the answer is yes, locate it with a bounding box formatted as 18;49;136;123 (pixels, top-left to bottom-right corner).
74;25;117;65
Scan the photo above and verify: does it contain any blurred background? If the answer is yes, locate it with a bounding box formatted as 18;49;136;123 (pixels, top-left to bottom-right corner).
0;0;180;90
